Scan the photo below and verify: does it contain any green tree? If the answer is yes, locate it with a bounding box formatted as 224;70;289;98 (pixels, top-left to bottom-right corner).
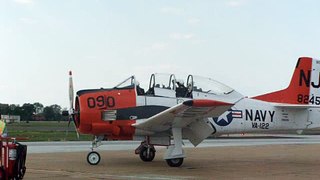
8;104;22;115
33;102;44;114
43;104;63;121
0;104;9;115
21;103;35;121
43;106;54;121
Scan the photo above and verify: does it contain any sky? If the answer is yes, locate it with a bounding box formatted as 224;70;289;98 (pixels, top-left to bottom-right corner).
0;0;320;108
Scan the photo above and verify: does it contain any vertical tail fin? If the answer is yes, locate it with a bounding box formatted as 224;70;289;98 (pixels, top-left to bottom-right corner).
254;57;320;105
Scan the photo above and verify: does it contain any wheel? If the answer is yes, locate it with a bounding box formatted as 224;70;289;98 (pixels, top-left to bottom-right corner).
87;151;101;165
139;147;155;162
166;158;184;167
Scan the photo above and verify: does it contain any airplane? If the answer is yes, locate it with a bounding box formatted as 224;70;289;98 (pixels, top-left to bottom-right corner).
63;57;320;167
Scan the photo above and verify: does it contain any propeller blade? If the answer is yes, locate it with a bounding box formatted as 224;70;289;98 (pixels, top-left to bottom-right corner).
69;71;74;111
68;118;72;127
65;116;79;139
66;70;79;139
76;129;80;139
65;115;72;136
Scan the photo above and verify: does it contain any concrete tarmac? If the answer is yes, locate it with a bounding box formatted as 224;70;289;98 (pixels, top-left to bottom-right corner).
24;135;320;179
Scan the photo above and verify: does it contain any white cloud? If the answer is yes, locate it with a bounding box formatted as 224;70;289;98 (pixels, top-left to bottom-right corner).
170;33;195;40
13;0;34;5
134;64;179;73
226;1;244;7
0;84;9;89
151;42;168;50
192;39;208;45
19;17;37;24
134;42;169;56
188;17;200;24
160;7;184;16
85;55;97;60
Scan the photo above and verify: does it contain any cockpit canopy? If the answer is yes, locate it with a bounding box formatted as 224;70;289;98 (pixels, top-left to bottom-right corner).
113;73;243;100
186;75;234;95
148;73;176;90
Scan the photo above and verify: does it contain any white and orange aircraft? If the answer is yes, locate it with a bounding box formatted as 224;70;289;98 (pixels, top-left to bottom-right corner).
64;57;320;167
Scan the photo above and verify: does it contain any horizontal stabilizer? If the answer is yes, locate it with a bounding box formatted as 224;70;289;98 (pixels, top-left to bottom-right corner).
273;103;319;109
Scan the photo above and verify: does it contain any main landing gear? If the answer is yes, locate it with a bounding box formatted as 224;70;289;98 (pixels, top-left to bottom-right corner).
136;128;186;167
87;136;103;165
135;141;185;167
135;140;156;162
163;128;185;167
87;129;186;168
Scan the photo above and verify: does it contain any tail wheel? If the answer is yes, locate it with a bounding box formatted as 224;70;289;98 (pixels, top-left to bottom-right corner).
166;158;184;167
139;147;155;162
87;151;101;165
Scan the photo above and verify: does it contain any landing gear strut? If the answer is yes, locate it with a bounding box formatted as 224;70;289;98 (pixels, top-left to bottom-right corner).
164;128;185;167
87;136;103;165
135;139;156;162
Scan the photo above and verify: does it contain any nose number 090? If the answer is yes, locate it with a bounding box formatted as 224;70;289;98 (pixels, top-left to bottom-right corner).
87;96;115;108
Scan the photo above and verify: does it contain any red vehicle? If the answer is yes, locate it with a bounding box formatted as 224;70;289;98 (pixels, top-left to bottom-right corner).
0;137;27;180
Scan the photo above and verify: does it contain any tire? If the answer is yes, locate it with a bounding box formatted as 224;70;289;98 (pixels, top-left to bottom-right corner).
87;151;101;165
166;158;184;167
139;147;155;162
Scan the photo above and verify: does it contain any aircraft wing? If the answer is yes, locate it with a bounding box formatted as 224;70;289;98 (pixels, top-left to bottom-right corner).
133;99;233;146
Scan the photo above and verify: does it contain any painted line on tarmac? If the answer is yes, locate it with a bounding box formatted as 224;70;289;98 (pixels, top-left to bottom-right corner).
25;135;320;154
27;168;195;180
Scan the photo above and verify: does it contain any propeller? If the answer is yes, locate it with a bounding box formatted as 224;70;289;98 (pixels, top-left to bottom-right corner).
69;71;74;113
66;71;79;139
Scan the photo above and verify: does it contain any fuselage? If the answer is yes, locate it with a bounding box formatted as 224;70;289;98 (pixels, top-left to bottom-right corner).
74;74;320;140
72;58;320;141
68;57;320;168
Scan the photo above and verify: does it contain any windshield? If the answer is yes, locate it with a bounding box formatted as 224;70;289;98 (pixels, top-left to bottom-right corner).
114;76;135;89
192;75;234;95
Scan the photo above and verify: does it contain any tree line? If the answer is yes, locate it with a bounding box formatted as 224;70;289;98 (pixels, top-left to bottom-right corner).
0;102;67;121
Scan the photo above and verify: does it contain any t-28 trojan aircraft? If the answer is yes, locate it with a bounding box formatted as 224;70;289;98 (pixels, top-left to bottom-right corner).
64;57;320;167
